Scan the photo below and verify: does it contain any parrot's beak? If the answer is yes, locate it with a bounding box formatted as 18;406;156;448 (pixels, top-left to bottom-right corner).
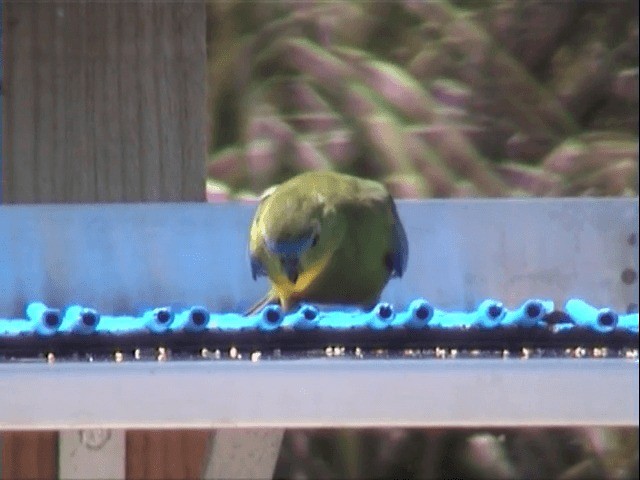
280;255;300;284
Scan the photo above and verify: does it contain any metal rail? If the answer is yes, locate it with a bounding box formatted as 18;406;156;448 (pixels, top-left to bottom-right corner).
0;199;638;429
0;199;638;479
0;358;637;429
0;199;637;315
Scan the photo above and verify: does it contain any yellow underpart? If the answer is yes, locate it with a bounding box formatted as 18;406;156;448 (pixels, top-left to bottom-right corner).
272;251;333;301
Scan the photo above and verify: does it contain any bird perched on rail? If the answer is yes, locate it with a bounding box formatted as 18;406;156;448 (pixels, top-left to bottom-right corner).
247;171;408;314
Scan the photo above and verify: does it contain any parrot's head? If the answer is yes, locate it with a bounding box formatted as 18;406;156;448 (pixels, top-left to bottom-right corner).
258;188;345;287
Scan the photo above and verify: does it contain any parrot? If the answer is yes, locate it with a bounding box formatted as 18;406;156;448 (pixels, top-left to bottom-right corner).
246;171;408;314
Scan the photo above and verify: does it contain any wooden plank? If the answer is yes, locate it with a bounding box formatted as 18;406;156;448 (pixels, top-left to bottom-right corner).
1;1;209;478
33;4;55;202
2;2;36;202
176;5;207;201
156;5;182;201
137;3;162;200
1;432;57;480
126;430;210;480
0;0;3;200
101;2;124;201
1;4;57;476
1;1;206;203
50;1;67;202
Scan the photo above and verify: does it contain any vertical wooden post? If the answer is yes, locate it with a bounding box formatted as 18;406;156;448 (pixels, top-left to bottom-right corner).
1;1;208;479
1;0;4;201
1;432;57;480
2;1;205;204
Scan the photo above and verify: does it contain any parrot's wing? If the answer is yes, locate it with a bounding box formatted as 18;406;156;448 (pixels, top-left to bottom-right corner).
250;254;268;280
334;182;409;278
248;188;274;281
388;198;409;277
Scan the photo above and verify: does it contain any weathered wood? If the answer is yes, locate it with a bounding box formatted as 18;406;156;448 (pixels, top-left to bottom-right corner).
1;1;206;203
1;432;58;480
1;1;209;478
126;430;211;480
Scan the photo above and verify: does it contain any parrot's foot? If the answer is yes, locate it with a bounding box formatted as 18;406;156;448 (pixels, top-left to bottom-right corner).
245;294;280;316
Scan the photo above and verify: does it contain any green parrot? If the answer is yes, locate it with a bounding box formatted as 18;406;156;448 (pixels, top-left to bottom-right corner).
247;171;408;314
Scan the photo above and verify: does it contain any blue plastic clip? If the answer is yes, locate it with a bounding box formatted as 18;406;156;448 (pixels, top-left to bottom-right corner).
618;313;640;333
144;307;174;333
26;302;62;336
364;303;395;330
59;305;100;334
282;304;320;330
257;304;284;331
474;299;506;328
502;299;553;328
392;299;434;328
565;299;620;333
171;307;210;332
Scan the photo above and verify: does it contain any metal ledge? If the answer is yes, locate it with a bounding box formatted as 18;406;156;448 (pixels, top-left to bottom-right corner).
0;199;638;429
0;198;638;316
0;358;637;429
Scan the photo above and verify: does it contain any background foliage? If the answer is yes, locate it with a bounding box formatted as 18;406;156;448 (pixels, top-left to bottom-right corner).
205;1;639;478
206;0;638;200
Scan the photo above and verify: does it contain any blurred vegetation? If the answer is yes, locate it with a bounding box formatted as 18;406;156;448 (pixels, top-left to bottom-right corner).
275;427;639;480
205;0;638;200
205;1;639;478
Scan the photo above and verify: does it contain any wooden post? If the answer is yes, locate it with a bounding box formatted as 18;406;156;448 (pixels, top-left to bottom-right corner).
1;432;57;480
2;1;205;204
1;1;208;478
1;0;4;201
